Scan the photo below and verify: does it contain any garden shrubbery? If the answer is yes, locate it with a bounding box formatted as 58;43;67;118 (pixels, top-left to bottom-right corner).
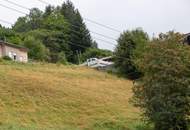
132;42;190;130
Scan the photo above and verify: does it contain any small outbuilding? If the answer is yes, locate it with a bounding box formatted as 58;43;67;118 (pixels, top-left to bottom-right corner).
0;41;28;62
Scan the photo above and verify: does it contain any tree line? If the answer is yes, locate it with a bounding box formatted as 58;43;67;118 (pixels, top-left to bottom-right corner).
115;29;189;130
0;0;111;64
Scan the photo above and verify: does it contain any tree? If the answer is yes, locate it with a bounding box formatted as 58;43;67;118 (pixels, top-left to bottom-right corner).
60;0;94;63
17;8;71;63
28;8;43;30
132;42;190;130
13;8;43;33
0;26;22;44
13;17;31;33
114;28;149;79
11;1;95;64
42;12;71;62
91;40;98;48
43;5;55;18
152;31;183;44
57;51;68;65
23;36;49;61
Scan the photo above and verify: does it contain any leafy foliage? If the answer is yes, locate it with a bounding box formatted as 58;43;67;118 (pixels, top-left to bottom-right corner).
0;26;22;44
152;31;183;44
80;48;113;62
114;28;149;79
60;0;94;63
23;36;49;61
9;0;95;63
2;56;12;61
132;42;190;130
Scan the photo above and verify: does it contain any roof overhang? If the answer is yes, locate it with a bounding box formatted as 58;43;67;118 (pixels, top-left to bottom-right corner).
0;41;28;52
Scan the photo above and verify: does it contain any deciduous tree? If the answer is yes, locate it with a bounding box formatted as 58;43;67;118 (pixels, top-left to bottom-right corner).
114;28;149;79
132;42;190;130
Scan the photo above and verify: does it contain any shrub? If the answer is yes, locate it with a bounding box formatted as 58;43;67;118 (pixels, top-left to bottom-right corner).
23;36;49;61
57;51;68;65
132;42;190;130
2;56;12;61
80;48;113;62
114;28;149;79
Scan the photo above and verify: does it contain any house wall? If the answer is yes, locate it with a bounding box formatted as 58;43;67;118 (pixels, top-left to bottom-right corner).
3;45;28;62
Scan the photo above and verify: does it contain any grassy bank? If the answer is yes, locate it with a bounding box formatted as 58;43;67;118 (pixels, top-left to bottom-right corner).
0;61;149;130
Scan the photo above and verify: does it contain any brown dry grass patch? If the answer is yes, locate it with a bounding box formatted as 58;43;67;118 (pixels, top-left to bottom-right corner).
0;62;140;129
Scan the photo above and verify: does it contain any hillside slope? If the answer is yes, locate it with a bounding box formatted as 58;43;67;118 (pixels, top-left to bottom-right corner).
0;62;140;130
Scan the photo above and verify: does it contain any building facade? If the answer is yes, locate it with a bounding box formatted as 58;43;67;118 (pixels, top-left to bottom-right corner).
0;41;28;62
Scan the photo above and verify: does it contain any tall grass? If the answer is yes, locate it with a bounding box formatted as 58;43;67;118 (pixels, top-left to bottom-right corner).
0;61;140;130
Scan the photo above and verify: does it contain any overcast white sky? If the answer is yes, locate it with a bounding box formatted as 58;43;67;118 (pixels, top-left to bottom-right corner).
0;0;189;50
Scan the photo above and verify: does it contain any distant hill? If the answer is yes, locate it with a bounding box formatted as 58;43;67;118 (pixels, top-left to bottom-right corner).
0;61;142;130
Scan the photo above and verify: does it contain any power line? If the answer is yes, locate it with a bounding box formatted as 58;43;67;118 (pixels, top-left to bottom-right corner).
90;31;116;41
66;41;130;61
0;2;135;55
68;24;117;41
0;18;130;61
36;0;121;34
1;1;117;41
0;4;129;61
84;18;121;33
93;37;116;46
37;0;50;5
0;18;120;50
0;19;115;49
65;21;117;41
0;13;117;47
0;3;27;15
3;0;30;10
2;0;120;46
67;27;117;45
0;19;14;25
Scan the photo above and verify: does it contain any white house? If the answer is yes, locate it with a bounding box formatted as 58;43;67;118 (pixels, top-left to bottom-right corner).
0;41;28;62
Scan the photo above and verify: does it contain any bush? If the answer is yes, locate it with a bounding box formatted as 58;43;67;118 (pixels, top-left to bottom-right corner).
23;36;49;61
128;121;153;130
81;48;113;62
2;56;12;61
114;28;149;79
132;43;190;130
57;51;68;65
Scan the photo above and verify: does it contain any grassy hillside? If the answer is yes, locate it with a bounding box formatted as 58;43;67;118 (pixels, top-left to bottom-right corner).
0;61;146;130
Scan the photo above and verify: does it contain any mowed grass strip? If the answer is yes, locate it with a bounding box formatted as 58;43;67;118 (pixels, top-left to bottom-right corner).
0;62;140;130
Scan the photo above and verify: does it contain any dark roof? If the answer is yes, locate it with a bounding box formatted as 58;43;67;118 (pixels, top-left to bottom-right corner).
0;41;28;52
